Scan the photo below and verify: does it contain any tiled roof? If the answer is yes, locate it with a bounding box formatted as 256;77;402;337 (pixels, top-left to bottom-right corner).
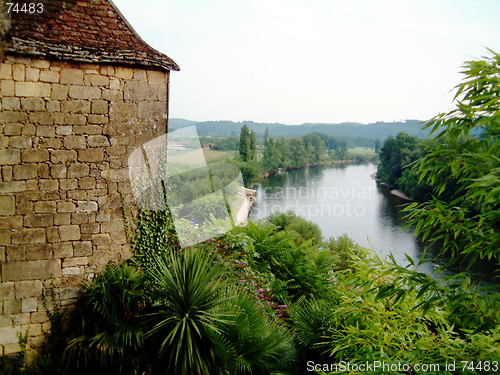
4;0;179;71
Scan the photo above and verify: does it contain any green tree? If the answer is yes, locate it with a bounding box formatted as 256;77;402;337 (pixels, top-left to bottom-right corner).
407;49;500;266
264;126;269;145
239;124;251;162
249;129;257;160
303;133;325;162
374;138;381;154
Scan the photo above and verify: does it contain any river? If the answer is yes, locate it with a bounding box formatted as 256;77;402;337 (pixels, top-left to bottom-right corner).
249;162;498;283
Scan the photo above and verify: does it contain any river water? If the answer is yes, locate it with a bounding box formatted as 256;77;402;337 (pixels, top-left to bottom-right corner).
249;162;498;283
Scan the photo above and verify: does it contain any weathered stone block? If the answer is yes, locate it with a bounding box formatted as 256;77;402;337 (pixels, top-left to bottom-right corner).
40;70;59;83
9;135;32;148
59;225;80;241
51;84;68;100
73;241;92;256
0;196;15;215
100;66;114;76
57;201;76;213
114;67;133;79
101;168;128;181
21;149;49;163
40;138;62;149
39;179;59;191
91;99;108;114
67;163;90;178
63;136;87;150
16;201;33;215
59;179;77;191
0;326;20;345
50;150;77;164
87;114;108;125
71;213;89;224
53;242;73;258
0;181;26;193
15;280;43;299
138;101;167;119
60;287;82;301
24;214;53;228
26;68;40;82
106;146;126;156
0;216;23;230
30;112;55;125
11;228;46;244
73;125;102;135
21;298;38;313
2;166;13;181
0;63;12;79
1;80;15;96
1;259;61;281
2;97;21;110
0;111;28;123
53;213;70;226
21;97;45;111
147;70;165;84
81;223;99;234
22;123;36;135
56;126;72;136
26;243;52;260
78;149;104;162
30;311;49;324
15;82;50;97
0;282;15;301
0;230;11;246
61;100;91;114
13;164;37;180
92;233;110;246
100;220;124;233
85;75;109;86
124;81;150;101
46;100;61;112
12;313;30;325
102;89;122;101
87;135;110;148
4;123;23;135
76;201;98;213
64;113;86;125
69;85;101;100
60;68;84;85
31;59;50;69
12;64;25;81
6;245;26;261
33;201;56;213
63;257;88;268
3;299;22;314
62;267;81;277
78;177;96;189
50;165;66;179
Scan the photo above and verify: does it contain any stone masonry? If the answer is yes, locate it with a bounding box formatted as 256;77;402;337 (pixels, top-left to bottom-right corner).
0;55;169;356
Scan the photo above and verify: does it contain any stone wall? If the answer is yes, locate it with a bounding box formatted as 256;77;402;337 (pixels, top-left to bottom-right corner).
0;55;169;356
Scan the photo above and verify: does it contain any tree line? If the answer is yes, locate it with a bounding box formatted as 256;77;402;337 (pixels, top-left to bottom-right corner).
230;124;377;186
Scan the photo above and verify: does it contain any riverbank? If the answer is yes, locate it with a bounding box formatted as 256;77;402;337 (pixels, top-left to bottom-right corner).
235;187;256;225
370;173;413;201
261;159;374;179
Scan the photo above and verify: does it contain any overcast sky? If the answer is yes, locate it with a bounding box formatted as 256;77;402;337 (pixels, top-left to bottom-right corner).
113;0;500;125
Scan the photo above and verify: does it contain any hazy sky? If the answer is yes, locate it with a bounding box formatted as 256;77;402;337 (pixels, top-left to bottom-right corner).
113;0;500;125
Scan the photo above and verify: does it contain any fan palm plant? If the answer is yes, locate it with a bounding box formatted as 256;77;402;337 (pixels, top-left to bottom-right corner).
63;262;149;374
145;247;237;374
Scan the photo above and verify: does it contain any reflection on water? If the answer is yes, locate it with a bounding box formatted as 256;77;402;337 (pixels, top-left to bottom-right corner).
249;163;498;284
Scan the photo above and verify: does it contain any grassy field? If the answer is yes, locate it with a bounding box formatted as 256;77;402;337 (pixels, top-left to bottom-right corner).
166;149;231;165
349;147;376;156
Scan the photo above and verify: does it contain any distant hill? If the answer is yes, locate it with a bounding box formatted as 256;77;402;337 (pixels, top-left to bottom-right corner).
168;119;430;141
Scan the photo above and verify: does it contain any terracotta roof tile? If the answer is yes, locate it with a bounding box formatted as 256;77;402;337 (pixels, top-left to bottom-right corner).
4;0;179;71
